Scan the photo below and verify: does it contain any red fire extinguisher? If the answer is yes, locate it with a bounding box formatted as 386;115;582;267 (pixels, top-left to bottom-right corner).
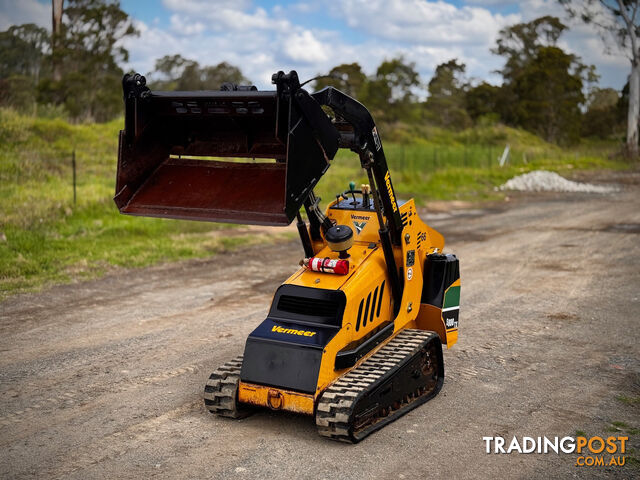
301;257;349;275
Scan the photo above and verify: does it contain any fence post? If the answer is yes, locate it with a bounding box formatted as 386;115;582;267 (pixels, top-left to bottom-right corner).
72;149;77;205
498;144;510;167
402;145;406;172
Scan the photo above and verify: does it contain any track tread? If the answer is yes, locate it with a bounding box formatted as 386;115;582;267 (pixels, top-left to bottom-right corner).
203;355;253;419
315;329;442;443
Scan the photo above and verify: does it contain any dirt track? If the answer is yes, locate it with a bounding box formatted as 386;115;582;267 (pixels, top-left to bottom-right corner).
1;174;639;479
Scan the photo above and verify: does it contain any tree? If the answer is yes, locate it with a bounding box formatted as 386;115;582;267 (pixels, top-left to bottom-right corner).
51;0;64;81
39;0;138;121
190;62;248;90
582;87;624;137
493;16;569;125
559;1;640;158
150;54;195;90
365;57;420;123
0;24;49;81
512;46;586;143
424;59;471;129
313;63;367;99
150;55;249;90
465;82;501;121
493;16;567;79
0;24;49;110
492;16;593;143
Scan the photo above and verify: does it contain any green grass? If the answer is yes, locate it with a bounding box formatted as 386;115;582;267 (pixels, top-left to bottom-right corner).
0;108;633;299
617;395;640;406
317;131;628;205
606;421;640;435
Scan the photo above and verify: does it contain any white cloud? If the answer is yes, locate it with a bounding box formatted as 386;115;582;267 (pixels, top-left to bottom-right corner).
283;30;329;63
0;0;628;90
123;1;344;87
0;0;49;30
162;0;254;16
169;14;205;36
464;0;515;6
334;0;519;46
318;0;521;89
125;0;521;90
162;0;288;31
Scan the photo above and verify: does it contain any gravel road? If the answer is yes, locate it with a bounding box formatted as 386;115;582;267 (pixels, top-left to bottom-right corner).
1;173;639;479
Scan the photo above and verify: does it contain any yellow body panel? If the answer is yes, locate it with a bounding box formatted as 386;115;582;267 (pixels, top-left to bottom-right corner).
241;198;456;415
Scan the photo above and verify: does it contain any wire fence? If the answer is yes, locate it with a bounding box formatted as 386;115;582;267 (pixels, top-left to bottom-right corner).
4;143;613;204
382;144;600;173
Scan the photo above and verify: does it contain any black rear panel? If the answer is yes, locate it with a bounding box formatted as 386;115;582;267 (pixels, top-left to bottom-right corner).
241;339;323;394
240;318;338;393
241;285;345;393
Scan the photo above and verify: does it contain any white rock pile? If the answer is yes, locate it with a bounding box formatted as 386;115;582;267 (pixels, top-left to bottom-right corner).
499;170;618;193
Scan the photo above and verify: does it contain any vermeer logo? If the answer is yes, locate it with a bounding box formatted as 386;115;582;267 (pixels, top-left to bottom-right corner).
351;214;370;234
384;171;398;212
353;221;367;234
271;326;316;337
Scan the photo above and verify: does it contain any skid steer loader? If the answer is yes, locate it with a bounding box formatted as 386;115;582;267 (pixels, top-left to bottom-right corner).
115;70;460;442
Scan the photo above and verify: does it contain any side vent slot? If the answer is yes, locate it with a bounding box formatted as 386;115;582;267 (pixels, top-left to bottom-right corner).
355;280;386;331
369;286;379;324
362;293;372;328
355;299;364;331
376;280;385;317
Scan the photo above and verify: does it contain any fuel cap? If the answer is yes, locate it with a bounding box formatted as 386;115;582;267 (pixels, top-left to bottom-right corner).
325;224;354;258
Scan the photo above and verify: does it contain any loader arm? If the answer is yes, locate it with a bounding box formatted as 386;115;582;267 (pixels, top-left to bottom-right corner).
304;86;404;312
115;70;404;312
310;86;403;246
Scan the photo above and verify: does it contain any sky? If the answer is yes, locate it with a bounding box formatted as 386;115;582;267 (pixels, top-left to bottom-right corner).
0;0;629;92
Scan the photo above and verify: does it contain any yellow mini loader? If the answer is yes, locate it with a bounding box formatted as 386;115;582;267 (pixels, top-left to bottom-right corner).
115;71;460;442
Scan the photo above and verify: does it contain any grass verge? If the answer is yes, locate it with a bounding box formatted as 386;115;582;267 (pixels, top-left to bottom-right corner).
0;109;633;299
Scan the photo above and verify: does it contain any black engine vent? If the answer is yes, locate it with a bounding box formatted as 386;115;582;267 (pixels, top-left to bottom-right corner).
269;285;347;327
277;295;340;318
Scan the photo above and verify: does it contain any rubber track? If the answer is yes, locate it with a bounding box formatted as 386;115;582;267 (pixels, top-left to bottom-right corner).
203;355;252;419
315;329;441;442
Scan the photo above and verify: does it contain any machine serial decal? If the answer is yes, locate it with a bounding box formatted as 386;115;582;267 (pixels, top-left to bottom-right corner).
444;316;458;329
384;171;398;212
353;221;367;234
271;326;317;337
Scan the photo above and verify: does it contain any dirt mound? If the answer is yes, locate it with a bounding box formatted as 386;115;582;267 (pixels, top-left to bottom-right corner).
500;170;618;193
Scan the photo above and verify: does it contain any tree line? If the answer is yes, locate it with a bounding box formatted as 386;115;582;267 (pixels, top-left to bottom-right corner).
0;1;634;155
314;16;626;146
0;0;139;122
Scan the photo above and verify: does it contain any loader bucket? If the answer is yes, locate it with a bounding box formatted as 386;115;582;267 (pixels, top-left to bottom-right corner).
115;77;335;226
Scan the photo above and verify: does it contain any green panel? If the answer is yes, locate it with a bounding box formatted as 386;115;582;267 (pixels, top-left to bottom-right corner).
443;285;460;309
